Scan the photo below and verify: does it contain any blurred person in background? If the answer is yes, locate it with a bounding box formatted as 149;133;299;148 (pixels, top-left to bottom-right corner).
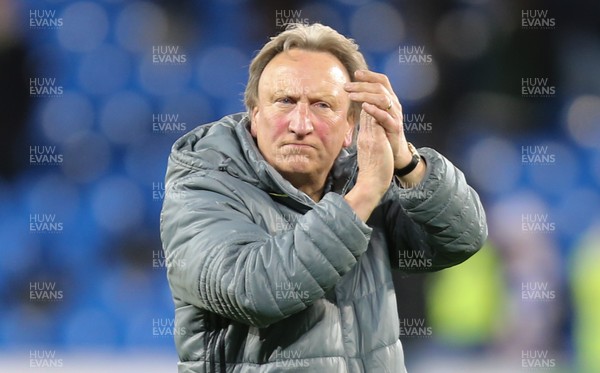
160;23;487;372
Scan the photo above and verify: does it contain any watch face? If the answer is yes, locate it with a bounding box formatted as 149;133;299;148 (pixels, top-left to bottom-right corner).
406;142;420;161
408;142;418;157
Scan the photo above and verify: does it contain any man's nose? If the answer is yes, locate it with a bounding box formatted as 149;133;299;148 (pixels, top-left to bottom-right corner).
288;102;313;136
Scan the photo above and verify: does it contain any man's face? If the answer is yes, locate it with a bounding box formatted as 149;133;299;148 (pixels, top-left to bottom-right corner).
251;49;354;183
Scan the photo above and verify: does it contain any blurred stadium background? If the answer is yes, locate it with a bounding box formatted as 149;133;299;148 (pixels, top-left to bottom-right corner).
1;0;599;372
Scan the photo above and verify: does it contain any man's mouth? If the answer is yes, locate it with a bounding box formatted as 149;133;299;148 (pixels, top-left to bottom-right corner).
282;142;314;149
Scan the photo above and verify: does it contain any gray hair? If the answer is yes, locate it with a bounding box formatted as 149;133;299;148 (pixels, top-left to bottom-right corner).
244;23;368;123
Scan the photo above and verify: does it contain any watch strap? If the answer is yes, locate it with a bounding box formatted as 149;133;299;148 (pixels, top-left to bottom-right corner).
394;142;420;177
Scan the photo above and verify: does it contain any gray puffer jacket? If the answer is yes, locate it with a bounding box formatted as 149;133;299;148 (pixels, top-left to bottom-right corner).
160;113;487;372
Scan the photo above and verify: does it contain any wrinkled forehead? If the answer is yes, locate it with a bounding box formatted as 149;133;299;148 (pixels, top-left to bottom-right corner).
259;50;351;96
268;76;345;98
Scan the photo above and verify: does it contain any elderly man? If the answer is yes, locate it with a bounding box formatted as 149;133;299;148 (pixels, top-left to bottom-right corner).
160;23;487;372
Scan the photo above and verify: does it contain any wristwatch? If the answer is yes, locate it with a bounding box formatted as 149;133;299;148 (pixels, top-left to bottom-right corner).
394;142;420;177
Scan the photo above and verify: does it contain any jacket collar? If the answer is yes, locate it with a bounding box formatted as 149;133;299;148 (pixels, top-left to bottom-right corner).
168;113;357;210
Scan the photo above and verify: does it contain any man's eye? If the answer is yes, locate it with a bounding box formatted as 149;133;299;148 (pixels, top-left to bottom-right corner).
277;97;294;104
315;102;331;109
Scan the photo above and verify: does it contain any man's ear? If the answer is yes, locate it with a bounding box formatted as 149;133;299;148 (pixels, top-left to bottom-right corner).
250;106;259;137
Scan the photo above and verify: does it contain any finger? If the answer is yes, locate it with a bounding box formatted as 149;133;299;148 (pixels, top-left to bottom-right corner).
361;102;397;134
344;81;389;94
349;92;395;112
354;69;392;89
359;110;374;133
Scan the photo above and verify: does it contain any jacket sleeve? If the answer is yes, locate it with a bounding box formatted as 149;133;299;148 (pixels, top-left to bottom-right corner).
384;147;488;273
160;171;372;328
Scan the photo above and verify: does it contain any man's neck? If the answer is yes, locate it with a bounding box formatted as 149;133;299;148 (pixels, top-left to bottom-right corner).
281;172;327;202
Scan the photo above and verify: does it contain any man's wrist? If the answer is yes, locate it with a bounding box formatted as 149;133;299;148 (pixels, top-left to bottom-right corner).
345;182;384;222
394;142;427;188
394;142;421;176
395;160;427;188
